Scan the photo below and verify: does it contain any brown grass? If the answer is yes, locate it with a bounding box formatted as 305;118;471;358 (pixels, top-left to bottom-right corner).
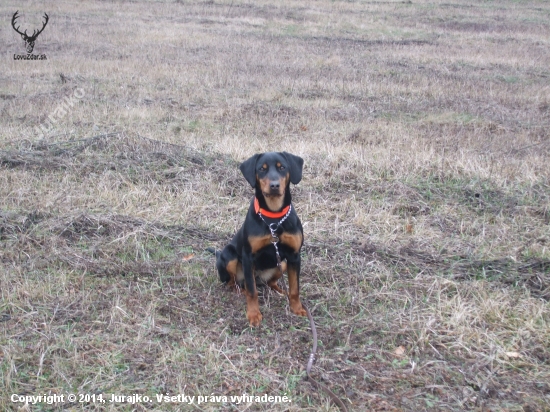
1;0;549;410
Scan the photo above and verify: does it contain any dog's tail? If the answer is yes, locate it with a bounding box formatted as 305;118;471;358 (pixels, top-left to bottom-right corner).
206;247;231;283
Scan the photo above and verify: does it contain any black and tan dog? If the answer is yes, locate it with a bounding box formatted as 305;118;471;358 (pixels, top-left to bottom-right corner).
210;152;306;327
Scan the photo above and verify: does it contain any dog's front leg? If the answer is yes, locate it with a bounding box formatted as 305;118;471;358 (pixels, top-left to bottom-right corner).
242;251;262;326
287;254;306;317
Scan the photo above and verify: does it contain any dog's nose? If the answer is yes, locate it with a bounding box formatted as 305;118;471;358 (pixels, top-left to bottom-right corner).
270;181;280;191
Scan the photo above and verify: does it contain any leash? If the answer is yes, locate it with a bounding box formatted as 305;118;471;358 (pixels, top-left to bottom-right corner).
258;209;349;412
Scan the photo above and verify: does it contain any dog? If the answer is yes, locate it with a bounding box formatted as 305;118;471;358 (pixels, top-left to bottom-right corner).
209;152;306;327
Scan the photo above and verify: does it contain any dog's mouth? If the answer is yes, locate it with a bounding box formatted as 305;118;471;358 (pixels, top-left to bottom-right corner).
263;190;284;198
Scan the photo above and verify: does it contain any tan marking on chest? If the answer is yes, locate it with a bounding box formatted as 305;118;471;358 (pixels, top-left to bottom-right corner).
248;235;273;254
279;232;303;253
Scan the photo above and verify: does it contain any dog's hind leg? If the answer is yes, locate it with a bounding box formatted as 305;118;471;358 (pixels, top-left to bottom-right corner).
213;245;241;289
267;260;287;295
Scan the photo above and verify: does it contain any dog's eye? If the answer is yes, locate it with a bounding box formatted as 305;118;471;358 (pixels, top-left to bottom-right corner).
278;165;285;170
259;166;267;171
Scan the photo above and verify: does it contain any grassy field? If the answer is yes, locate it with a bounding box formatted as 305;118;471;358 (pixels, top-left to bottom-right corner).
1;0;549;410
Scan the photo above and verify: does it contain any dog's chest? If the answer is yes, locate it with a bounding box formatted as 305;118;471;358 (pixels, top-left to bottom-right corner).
247;231;303;255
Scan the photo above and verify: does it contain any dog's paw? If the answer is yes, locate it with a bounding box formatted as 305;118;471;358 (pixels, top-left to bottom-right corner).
290;300;307;317
247;310;263;327
267;282;285;295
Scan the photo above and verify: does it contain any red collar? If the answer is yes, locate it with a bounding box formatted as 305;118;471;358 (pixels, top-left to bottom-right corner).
254;197;290;219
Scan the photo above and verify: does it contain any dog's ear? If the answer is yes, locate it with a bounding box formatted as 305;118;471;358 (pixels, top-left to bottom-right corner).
239;154;261;188
282;152;304;185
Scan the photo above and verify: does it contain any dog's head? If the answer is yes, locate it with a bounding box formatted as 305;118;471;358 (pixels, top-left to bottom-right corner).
240;152;304;211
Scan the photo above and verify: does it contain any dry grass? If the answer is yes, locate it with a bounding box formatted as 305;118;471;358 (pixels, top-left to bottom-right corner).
1;0;549;410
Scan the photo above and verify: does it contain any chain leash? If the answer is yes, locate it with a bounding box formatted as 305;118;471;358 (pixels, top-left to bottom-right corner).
257;207;349;412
